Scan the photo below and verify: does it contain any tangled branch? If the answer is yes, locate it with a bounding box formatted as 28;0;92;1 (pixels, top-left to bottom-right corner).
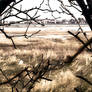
0;58;52;92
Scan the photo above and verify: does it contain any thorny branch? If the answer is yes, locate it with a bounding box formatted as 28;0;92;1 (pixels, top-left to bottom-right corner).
0;0;64;48
0;0;92;91
48;0;92;89
0;58;52;92
46;0;92;51
0;0;45;48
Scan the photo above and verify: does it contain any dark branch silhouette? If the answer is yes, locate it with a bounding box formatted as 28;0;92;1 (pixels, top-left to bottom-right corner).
76;75;92;85
0;0;92;91
0;0;16;14
0;59;52;92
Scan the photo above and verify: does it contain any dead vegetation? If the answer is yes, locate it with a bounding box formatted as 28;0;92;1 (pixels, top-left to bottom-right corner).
0;30;91;92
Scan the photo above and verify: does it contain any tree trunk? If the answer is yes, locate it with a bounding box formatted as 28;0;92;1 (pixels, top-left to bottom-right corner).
76;0;92;30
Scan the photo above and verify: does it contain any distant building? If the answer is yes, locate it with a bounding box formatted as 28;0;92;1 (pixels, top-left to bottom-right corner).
56;20;62;24
69;19;77;24
5;18;87;26
61;19;69;24
78;18;86;24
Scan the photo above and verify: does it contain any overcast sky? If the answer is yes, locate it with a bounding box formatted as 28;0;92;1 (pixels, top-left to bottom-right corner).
8;0;84;21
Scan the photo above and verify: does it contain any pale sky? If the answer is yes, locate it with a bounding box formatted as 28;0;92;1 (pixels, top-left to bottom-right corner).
7;0;84;21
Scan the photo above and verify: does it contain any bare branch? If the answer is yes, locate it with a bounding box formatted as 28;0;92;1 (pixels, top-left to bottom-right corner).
76;75;92;85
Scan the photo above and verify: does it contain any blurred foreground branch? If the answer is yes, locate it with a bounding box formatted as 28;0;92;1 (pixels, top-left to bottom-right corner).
0;58;52;92
76;75;92;85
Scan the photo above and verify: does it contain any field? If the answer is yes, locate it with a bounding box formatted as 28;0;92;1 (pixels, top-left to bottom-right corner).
0;25;92;92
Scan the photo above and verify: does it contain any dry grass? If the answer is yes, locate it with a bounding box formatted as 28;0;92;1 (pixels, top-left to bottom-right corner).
0;30;92;92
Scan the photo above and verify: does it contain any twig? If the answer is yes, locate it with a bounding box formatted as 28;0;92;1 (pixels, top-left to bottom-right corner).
76;75;92;85
68;31;91;51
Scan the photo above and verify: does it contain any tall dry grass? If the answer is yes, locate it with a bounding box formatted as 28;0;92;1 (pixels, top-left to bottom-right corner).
0;31;91;92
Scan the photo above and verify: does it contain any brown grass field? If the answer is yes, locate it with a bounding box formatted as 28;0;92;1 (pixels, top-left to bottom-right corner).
0;29;92;92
